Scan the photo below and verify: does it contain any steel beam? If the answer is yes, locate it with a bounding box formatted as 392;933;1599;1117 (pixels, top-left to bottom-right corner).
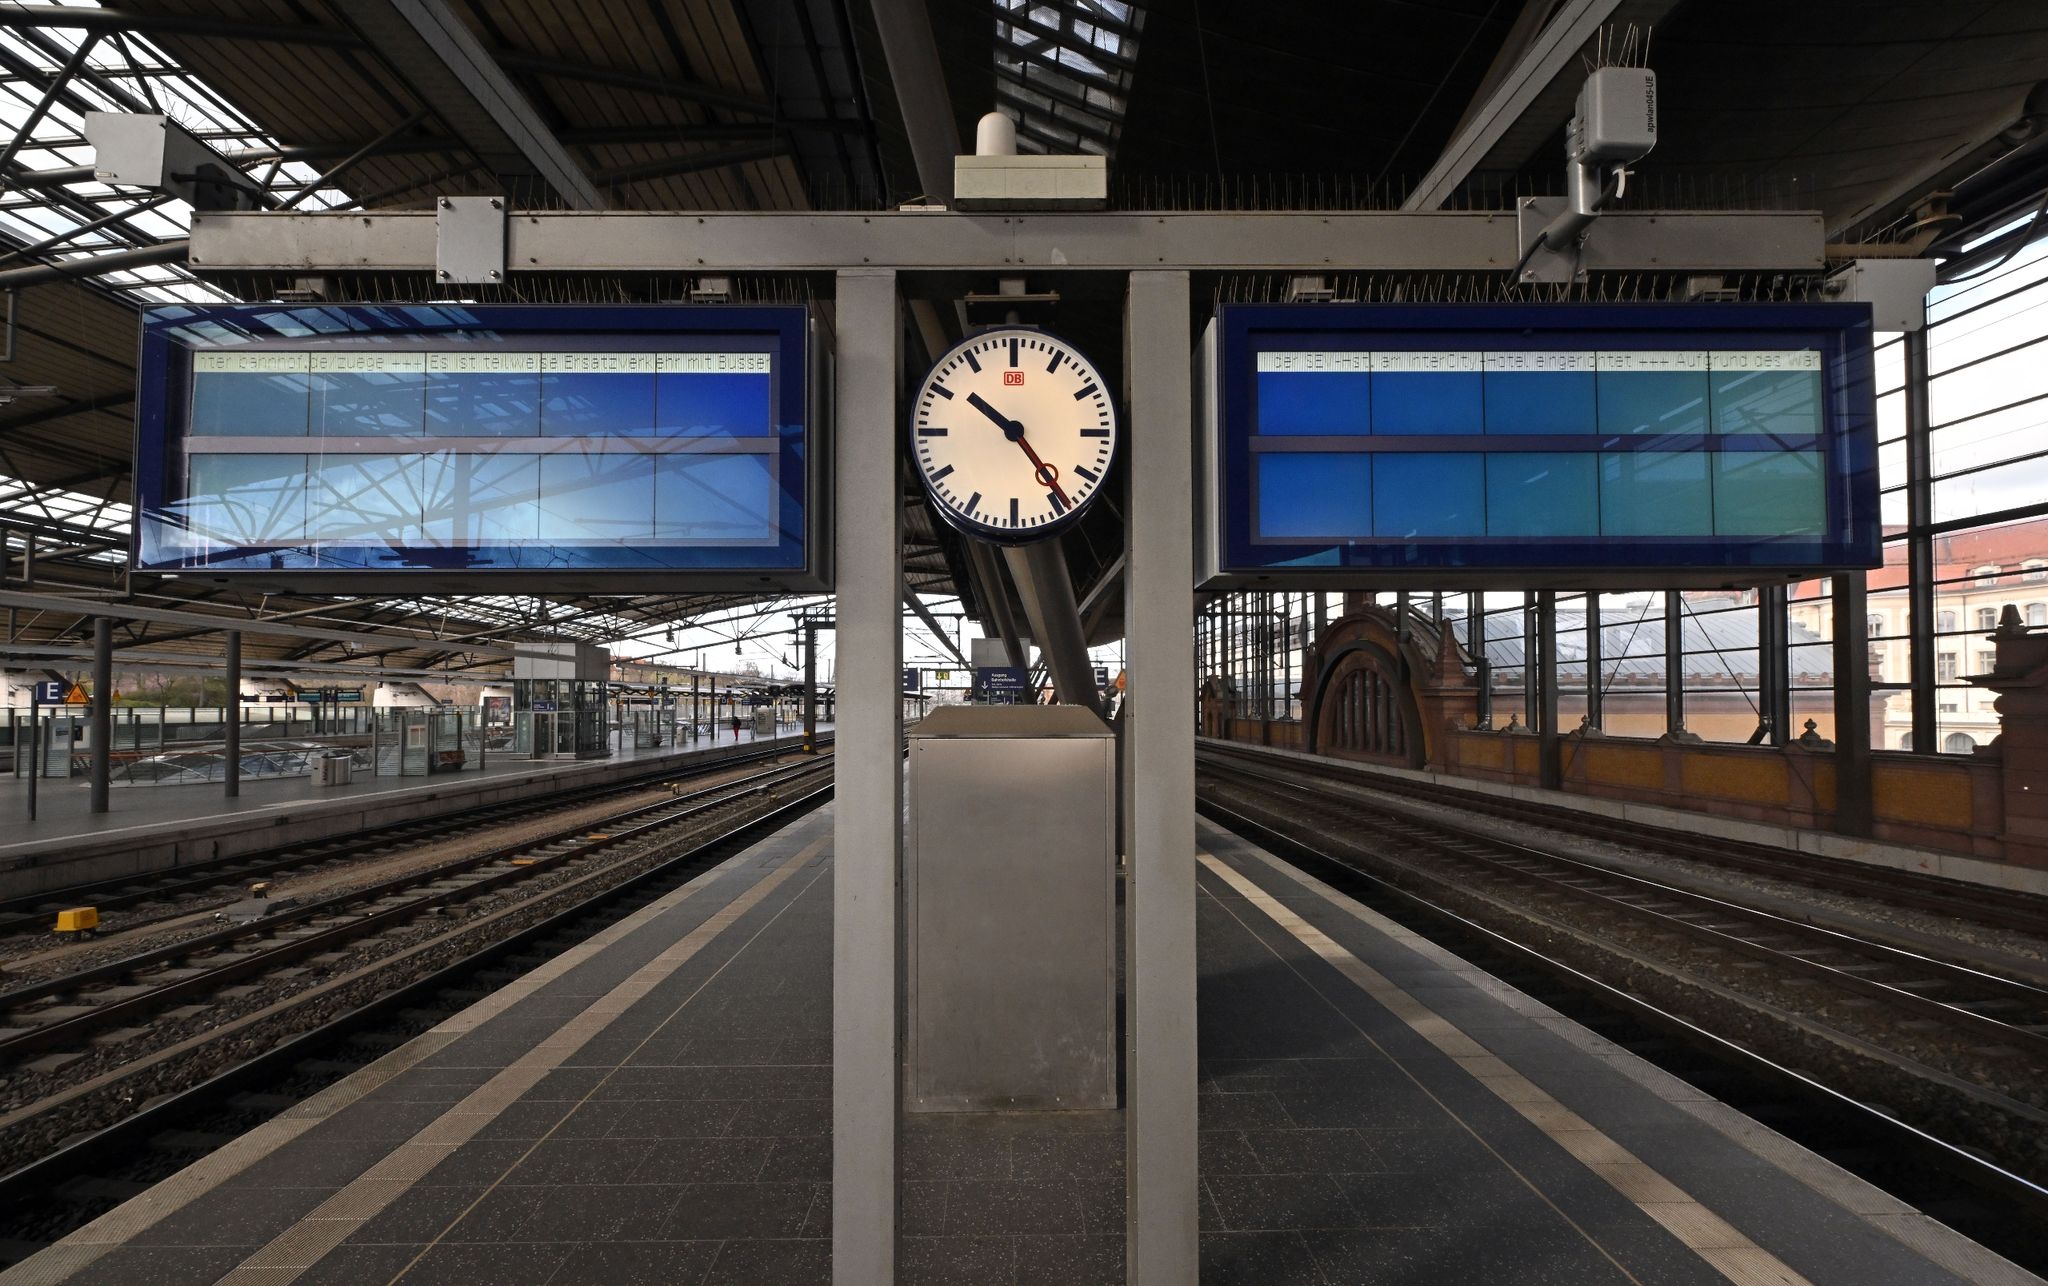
339;0;605;210
0;239;185;289
1405;0;1678;210
903;591;968;668
831;268;900;1285
186;208;1825;275
1831;572;1874;835
89;614;110;813
0;588;553;659
1905;328;1936;754
1537;591;1560;788
868;0;958;200
224;628;241;799
1003;541;1101;712
1124;268;1197;1283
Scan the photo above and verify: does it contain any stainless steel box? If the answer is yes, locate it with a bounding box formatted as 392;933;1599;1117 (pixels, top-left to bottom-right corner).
906;705;1117;1111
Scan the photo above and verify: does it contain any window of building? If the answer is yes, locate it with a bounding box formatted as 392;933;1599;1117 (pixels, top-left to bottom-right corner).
1973;564;2002;586
2030;602;2047;628
1977;606;1998;630
2026;560;2048;583
1938;610;1957;632
1937;651;1958;681
1944;732;1977;753
1866;612;1885;637
1977;650;1996;673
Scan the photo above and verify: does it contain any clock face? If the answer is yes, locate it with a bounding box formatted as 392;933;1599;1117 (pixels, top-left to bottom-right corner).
910;327;1117;544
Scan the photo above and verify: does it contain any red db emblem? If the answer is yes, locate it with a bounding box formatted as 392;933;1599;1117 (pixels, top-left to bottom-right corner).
1003;370;1025;386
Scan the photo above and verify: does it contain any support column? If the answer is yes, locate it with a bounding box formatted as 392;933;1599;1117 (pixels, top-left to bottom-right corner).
1469;590;1491;727
1761;585;1791;745
1905;328;1936;754
1124;269;1197;1285
832;268;901;1286
1664;591;1684;733
1522;593;1538;731
803;618;819;750
1832;572;1875;835
1538;591;1560;789
1585;591;1603;729
225;631;242;799
90;615;111;813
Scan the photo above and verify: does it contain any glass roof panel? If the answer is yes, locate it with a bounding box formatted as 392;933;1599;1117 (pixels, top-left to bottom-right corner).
992;0;1144;158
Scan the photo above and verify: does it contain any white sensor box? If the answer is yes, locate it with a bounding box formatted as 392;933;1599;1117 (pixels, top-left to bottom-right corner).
1574;67;1658;164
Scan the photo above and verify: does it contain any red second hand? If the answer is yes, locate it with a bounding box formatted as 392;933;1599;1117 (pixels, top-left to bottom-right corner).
1015;435;1070;506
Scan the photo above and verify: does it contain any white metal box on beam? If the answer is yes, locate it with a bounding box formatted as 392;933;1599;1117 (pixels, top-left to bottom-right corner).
952;154;1109;210
84;112;263;211
1827;258;1937;331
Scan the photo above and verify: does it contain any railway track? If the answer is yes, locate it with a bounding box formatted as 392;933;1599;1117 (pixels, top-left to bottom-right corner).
0;756;828;1065
0;735;824;939
1202;755;2048;1059
1197;753;2048;1217
1195;765;2048;1272
0;773;835;1262
1200;740;2048;937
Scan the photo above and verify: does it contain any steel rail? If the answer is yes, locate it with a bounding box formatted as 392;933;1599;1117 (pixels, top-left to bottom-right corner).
0;759;829;1057
1202;759;2048;1060
0;780;833;1218
0;735;828;934
1195;795;2048;1228
1201;742;2048;936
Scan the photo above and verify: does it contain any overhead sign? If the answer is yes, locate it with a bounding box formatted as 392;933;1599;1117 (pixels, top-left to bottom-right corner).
131;304;823;592
32;681;66;704
1093;666;1109;688
530;699;559;713
1201;303;1879;588
64;684;90;705
902;667;922;694
975;666;1029;696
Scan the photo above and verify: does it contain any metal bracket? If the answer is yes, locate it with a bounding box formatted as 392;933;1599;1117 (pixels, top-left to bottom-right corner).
1516;195;1586;284
436;195;506;285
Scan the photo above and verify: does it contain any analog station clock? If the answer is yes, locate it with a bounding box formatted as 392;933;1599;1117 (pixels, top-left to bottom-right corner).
909;326;1118;545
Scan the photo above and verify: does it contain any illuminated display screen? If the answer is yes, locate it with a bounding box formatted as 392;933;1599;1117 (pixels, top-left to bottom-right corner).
1205;304;1879;586
133;305;820;589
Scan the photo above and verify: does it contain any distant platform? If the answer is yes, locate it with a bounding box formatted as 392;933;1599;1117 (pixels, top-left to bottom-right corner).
0;807;2027;1285
0;725;828;902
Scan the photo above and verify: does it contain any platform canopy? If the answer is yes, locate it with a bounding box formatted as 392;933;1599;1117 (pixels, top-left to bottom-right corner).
0;0;2045;676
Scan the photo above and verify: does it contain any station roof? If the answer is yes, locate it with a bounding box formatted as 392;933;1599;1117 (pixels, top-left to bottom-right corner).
0;0;2044;680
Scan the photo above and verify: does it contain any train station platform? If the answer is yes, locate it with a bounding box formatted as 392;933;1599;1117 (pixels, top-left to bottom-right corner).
0;726;828;902
1;808;2029;1286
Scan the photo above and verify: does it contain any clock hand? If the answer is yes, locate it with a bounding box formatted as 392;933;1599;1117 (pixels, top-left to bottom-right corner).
961;391;1070;506
966;391;1024;441
1015;435;1071;508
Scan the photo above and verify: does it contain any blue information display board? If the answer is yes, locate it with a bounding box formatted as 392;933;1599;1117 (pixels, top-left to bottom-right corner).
1202;304;1879;587
133;304;821;590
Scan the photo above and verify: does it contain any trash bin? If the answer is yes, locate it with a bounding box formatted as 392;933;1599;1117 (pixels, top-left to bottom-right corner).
318;751;354;787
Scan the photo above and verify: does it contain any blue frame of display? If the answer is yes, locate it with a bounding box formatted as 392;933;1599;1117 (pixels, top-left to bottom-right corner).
132;303;823;591
1203;302;1880;588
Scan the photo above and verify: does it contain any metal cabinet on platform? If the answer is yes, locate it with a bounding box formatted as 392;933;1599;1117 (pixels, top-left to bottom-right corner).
906;704;1116;1112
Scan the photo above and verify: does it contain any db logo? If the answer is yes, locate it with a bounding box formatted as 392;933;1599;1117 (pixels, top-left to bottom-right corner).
1002;370;1025;386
